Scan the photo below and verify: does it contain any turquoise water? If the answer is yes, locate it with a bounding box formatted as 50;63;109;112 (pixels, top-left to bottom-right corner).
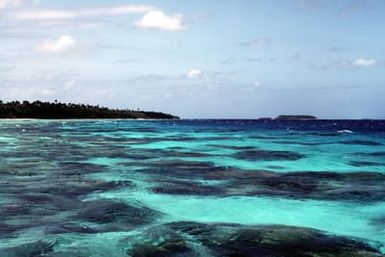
1;119;385;256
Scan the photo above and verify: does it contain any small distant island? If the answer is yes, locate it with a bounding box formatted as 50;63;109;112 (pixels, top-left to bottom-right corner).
0;100;179;119
275;115;317;121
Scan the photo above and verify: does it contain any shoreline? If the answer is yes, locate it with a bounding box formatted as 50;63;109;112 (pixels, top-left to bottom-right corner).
0;118;180;122
1;118;385;121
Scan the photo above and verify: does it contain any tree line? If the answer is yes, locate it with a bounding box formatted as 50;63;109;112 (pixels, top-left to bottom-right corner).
0;100;178;119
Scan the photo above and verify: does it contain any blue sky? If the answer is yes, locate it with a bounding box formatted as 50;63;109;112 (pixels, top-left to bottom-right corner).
1;0;384;118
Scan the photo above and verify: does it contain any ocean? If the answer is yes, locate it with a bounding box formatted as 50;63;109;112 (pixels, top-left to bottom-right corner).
1;119;385;256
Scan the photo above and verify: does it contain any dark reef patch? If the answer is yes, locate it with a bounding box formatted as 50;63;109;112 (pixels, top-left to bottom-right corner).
0;176;135;236
354;151;385;157
0;241;55;257
136;159;222;179
132;148;213;158
339;140;382;146
58;162;107;175
75;199;161;231
158;149;212;158
272;140;332;146
233;149;304;161
127;226;194;257
143;160;385;202
349;161;385;167
0;223;32;238
39;180;133;199
47;223;97;234
308;132;341;137
248;135;282;140
370;216;385;230
208;144;258;150
125;222;384;257
152;180;225;196
41;252;89;257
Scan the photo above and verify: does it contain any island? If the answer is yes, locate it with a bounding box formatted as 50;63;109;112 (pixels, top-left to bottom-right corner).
256;117;273;121
0;100;179;119
275;115;317;121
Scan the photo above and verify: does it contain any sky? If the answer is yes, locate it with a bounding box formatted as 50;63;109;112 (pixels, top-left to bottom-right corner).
1;0;385;119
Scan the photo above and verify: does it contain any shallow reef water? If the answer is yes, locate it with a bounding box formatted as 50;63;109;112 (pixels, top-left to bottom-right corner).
1;119;385;256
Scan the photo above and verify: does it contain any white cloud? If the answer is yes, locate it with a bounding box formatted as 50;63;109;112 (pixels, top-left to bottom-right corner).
352;58;377;67
39;35;76;53
240;80;263;92
8;5;154;20
0;0;22;8
253;80;262;87
135;10;186;31
241;38;270;48
311;58;380;70
186;69;203;79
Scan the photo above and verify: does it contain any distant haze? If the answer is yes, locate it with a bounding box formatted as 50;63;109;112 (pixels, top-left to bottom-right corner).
1;0;385;119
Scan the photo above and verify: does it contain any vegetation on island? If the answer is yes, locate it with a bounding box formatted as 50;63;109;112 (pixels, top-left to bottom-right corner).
0;100;179;119
275;115;317;121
